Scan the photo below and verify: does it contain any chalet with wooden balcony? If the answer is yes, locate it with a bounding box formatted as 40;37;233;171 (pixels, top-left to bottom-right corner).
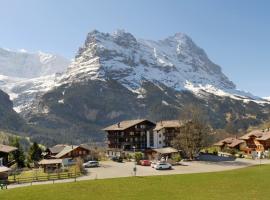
214;137;246;152
240;129;270;155
103;119;156;155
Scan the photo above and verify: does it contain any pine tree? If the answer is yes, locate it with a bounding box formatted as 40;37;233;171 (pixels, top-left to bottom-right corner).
28;142;43;164
10;137;25;168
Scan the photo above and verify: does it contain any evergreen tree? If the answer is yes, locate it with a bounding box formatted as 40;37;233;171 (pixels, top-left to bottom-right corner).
28;142;43;164
10;137;25;168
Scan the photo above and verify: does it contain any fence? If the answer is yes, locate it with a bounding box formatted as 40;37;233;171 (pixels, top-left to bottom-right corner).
8;171;81;185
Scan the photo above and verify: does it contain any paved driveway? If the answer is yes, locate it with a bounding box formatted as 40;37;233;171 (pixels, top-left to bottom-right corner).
8;158;270;189
80;158;270;181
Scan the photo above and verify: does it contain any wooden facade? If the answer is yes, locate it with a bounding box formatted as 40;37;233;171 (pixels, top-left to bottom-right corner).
104;119;156;151
0;144;17;167
45;145;90;161
240;129;270;154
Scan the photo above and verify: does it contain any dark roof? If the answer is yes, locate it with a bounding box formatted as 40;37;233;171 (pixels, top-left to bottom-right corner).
0;144;17;153
103;119;155;131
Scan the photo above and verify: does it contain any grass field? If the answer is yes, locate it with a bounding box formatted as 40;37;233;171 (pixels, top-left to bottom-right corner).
2;164;270;200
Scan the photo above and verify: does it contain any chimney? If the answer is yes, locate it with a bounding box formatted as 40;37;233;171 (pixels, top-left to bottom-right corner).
117;122;120;128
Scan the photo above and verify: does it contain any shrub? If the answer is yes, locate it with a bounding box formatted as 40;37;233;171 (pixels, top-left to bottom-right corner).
172;153;182;162
134;152;143;164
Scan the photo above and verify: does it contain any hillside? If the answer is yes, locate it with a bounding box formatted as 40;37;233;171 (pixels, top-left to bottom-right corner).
0;89;26;131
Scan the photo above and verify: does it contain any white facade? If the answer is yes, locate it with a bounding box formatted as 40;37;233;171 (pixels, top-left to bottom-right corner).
147;130;165;148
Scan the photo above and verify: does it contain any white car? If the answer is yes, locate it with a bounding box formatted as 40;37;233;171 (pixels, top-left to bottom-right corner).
154;162;172;170
83;161;99;168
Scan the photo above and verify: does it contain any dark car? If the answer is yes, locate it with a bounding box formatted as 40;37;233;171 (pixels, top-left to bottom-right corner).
111;156;123;162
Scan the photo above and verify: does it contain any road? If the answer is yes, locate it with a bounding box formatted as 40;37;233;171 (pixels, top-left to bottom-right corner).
8;158;270;189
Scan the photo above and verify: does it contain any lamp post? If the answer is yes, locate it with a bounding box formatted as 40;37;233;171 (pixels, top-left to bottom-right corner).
133;146;137;176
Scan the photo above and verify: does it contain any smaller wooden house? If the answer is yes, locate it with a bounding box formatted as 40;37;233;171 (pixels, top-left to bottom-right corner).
45;144;90;161
0;166;11;181
214;137;246;152
0;144;17;167
145;147;179;161
38;159;63;173
240;129;270;155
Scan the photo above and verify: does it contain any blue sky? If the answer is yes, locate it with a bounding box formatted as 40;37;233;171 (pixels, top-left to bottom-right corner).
0;0;269;97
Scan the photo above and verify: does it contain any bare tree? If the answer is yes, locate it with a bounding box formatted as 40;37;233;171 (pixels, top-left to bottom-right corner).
172;104;211;160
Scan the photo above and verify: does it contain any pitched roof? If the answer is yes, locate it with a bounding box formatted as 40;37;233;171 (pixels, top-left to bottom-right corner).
49;144;67;154
257;131;270;141
154;120;183;131
152;147;179;154
38;159;63;165
0;144;17;153
54;145;79;158
0;166;11;173
240;130;267;140
214;137;245;148
103;119;155;131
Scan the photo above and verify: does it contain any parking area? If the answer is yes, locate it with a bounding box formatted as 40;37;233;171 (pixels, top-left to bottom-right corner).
79;158;270;181
8;158;270;189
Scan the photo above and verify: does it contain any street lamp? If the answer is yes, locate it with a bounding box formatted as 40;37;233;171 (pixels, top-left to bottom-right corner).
133;146;137;176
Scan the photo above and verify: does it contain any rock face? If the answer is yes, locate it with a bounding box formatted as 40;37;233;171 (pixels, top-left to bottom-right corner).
22;30;270;145
0;89;26;131
63;30;235;91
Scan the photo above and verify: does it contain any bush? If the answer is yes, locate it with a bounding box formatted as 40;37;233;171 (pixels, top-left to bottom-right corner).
134;152;143;164
172;153;182;162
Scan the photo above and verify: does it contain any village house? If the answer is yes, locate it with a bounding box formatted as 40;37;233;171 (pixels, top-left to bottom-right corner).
103;119;156;157
240;129;270;156
0;144;17;167
214;137;246;152
0;144;17;181
45;144;91;161
39;144;91;171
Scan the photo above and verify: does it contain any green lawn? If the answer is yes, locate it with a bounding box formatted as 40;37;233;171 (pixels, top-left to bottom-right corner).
2;164;270;200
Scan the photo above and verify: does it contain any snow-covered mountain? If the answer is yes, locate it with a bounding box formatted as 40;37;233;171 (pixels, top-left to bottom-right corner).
1;30;268;115
0;49;70;112
0;48;70;78
1;29;269;145
61;29;267;104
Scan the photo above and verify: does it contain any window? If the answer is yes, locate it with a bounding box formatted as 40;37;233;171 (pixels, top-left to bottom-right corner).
130;132;134;136
150;132;154;146
159;141;162;144
141;124;146;129
159;134;162;138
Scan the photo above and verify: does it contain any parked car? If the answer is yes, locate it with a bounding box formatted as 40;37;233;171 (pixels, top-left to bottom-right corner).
111;156;123;163
151;161;157;168
83;161;99;168
154;163;172;170
140;160;151;166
